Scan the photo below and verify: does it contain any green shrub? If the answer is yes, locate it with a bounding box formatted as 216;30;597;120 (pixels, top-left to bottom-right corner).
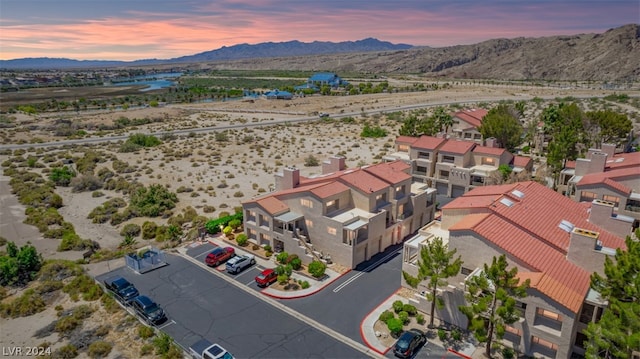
55;315;81;333
49;166;76;186
308;260;326;278
140;344;154;356
392;300;404;314
228;219;241;230
204;212;243;234
100;293;119;313
87;341;112;358
0;241;42;286
0;288;46;318
416;313;425;325
387;318;403;337
70;174;103;192
142;221;157;239
138;324;155;339
304;154;319;167
438;328;447;341
129;184;178;217
360;124;388;138
63;274;103;301
452;329;462;341
54;344;78;358
290;257;302;270
263;245;272;252
378;310;394;323
276;251;289;264
120;223;141;237
120;134;161;152
236;233;248;246
398;311;409;325
277;274;289;285
222;226;232;236
502;347;515;359
402;304;417;316
152;333;172;355
301;281;310;289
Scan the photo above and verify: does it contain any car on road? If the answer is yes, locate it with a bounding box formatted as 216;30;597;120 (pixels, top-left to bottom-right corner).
393;329;426;358
132;295;167;325
255;268;278;287
225;254;256;274
318;112;330;118
103;276;139;304
205;247;235;266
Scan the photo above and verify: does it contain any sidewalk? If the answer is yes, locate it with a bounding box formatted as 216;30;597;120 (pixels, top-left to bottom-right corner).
204;235;349;299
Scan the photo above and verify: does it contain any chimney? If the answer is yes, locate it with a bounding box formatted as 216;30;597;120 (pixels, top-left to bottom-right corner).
589;152;607;174
567;227;606;274
484;137;498;148
275;166;300;191
589;199;633;238
601;143;616;158
322;156;346;174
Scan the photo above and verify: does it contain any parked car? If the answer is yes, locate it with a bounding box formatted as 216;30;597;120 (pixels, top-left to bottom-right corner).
255;268;278;287
319;112;329;118
225;254;256;274
103;276;139;304
131;295;167;325
189;339;234;359
393;329;426;358
205;247;235;266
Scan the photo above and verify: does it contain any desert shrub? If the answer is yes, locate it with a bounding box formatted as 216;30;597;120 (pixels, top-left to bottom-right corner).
304;154;319;167
92;191;105;197
277;274;289;285
402;304;417;316
265;251;272;257
138;324;155;339
36;280;64;294
263;245;272;252
140;344;154;356
63;274;103;301
87;341;112;358
120;134;161;152
379;310;395;323
452;329;462;341
55;315;80;333
502;347;515;359
70;174;103;192
120;223;141;237
387;318;403;337
308;260;326;278
58;231;88;251
290;257;302;270
228;219;241;230
129;184;178;217
203;205;215;213
360;124;388;138
416;313;425;325
276;251;289;264
54;344;78;358
438;328;447;341
236;233;248;246
398;311;409;325
152;332;172;355
176;186;193;193
142;221;157;240
49;166;76;186
38;260;83;281
0;288;46;318
301;281;310;289
100;293;119;313
0;241;42;286
233;191;244;197
392;300;404;314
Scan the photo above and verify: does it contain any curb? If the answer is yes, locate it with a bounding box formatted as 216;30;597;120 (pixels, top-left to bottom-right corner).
448;348;473;359
261;268;352;300
359;288;401;355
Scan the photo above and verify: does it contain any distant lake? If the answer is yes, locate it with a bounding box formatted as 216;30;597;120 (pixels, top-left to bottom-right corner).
110;72;181;92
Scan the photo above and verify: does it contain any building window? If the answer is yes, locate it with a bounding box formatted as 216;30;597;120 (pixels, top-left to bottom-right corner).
515;301;527;315
580;191;597;202
443;155;455;163
418;151;430;159
532;336;558;351
301;198;313;208
579;303;595;324
482;157;495;165
440;170;450;179
574;332;588;349
416;165;428;174
398;144;409;152
248;229;257;240
603;195;620;207
305;219;313;228
505;325;522;337
327;226;337;235
376;193;386;202
461;267;473;275
326;199;339;212
537;308;562;322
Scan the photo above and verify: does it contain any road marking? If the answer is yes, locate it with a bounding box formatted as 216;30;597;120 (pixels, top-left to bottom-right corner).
332;249;400;293
193;249;211;259
157;320;176;330
246;279;256;286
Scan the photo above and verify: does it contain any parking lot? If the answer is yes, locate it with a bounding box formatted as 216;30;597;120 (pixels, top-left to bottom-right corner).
97;251;370;358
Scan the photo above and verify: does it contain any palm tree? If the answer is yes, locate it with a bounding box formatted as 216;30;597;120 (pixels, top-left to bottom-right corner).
433;107;453;134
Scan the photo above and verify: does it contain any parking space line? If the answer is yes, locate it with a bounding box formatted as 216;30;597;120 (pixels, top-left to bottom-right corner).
333;248;400;293
156;319;176;330
245;280;255;286
193;249;212;259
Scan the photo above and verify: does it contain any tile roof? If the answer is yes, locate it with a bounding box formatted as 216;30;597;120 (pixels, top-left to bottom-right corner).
512;156;533;168
605;151;640;170
577;166;637;194
255;196;289;215
442;195;499;210
309;181;350;199
473;145;506;156
438;140;476;155
396;136;419;145
411;135;447;150
453;108;488;128
565;160;576;169
338;169;389;193
363;161;412;185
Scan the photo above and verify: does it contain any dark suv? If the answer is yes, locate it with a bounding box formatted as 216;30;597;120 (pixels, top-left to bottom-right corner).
104;276;139;304
393;329;426;358
132;295;167;325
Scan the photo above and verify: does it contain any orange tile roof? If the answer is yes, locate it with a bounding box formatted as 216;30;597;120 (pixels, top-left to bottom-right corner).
309;181;350;199
339;169;389;193
363;161;412;185
256;196;289;215
439;140;476;155
448;213;491;230
444;183;518;202
472;145;506;156
565;160;576;169
512;156;532;168
442;195;499;209
453;108;488;128
396;136;419;144
411;135;447;150
606;151;640;170
577;167;637;194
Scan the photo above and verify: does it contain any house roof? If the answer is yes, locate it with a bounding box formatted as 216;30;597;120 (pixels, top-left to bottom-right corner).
439;140;476;155
309;72;339;82
512;156;533;168
473;145;506;156
445;181;628;313
452;108;488;128
363;161;412;185
412;135;447;150
255;196;289;215
396;136;419;145
605;151;640;170
338;169;389;193
577;166;637;194
309;181;351;199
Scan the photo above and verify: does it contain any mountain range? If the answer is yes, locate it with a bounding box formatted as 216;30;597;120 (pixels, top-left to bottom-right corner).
1;24;638;82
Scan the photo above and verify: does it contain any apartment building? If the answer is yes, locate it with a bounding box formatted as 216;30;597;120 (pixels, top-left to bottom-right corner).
385;135;533;197
242;157;437;269
558;144;640;234
401;181;628;358
450;108;488;142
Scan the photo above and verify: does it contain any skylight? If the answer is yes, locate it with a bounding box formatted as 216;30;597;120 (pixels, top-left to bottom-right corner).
499;198;514;207
558;220;575;233
511;189;525;199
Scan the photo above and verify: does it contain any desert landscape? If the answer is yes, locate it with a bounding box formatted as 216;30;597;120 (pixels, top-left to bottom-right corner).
1;79;639;358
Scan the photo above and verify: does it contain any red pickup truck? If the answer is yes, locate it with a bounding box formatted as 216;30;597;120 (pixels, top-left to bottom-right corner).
205;247;235;266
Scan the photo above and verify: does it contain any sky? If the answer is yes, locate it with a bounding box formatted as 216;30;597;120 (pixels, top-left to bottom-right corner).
1;0;638;61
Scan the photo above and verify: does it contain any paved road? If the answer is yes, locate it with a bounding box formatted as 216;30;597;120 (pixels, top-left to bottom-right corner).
97;254;370;359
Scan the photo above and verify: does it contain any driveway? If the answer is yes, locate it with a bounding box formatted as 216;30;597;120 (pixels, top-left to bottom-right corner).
96;254;370;358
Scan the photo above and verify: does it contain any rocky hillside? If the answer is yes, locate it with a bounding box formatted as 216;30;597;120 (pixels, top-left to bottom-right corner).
205;24;640;82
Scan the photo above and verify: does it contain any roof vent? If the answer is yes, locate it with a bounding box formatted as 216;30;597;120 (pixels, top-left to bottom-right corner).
595;240;603;250
558;220;575;233
511;189;525;199
499;197;514;207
